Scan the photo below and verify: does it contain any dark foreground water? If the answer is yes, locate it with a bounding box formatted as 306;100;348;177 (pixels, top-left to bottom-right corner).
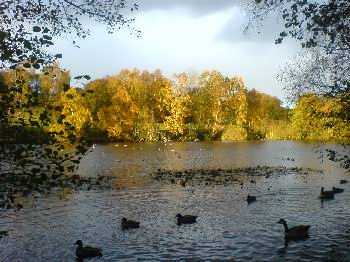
1;141;350;261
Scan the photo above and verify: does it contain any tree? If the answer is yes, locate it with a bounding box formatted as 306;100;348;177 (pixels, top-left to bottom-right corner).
0;1;137;207
0;0;138;68
253;0;350;169
253;0;350;96
52;88;92;138
39;62;71;103
97;81;139;141
185;71;249;140
292;93;350;141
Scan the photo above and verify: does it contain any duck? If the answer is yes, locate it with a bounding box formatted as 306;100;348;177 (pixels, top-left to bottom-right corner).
179;179;186;187
0;230;8;239
247;195;257;204
121;217;140;230
320;187;335;199
176;213;197;225
340;179;348;184
332;186;344;193
74;240;102;259
277;218;310;240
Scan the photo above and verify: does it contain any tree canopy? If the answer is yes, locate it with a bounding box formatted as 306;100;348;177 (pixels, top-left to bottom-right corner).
0;0;138;68
0;0;138;207
253;0;350;170
253;0;350;97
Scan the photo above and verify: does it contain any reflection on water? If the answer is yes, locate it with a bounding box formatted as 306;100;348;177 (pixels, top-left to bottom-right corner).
1;141;350;261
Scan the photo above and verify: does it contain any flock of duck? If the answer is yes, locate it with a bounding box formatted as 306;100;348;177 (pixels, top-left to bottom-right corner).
75;214;197;259
74;179;348;260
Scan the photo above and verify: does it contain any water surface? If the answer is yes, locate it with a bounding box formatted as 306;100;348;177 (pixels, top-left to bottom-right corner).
1;141;350;261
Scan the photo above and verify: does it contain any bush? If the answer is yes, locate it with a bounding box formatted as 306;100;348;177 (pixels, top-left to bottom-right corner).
221;125;247;141
82;127;109;143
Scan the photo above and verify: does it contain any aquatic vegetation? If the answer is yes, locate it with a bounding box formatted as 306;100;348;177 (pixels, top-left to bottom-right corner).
150;166;320;186
0;172;114;209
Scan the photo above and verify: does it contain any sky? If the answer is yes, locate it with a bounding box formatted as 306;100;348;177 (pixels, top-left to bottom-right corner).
53;0;301;101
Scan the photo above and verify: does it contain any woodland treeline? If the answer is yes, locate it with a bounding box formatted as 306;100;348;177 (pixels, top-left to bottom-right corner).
1;64;349;143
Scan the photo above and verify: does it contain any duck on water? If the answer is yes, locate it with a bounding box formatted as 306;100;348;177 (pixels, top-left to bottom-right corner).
75;240;102;259
247;195;257;204
320;187;335;200
332;186;344;193
277;219;310;240
121;217;140;230
176;214;197;225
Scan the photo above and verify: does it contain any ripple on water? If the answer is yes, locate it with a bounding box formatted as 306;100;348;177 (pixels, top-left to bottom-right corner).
1;142;350;261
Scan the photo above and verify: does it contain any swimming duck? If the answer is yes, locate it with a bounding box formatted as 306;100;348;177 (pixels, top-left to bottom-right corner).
332;187;344;193
320;187;335;199
0;231;8;239
277;218;310;240
340;179;348;184
74;240;102;259
179;179;186;187
176;214;197;225
121;217;140;230
247;195;257;204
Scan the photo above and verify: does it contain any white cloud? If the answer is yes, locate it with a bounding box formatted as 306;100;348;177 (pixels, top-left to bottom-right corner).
137;0;243;15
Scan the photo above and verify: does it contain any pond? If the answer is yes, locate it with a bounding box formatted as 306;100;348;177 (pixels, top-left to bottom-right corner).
1;141;350;261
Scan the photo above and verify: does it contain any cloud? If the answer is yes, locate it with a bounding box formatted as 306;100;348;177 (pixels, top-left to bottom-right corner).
137;0;244;16
137;0;285;44
217;9;287;44
137;0;287;44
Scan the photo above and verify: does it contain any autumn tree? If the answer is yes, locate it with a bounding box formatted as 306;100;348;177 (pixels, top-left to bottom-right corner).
0;1;137;205
292;93;350;141
184;71;249;140
252;0;350;167
83;69;186;142
49;88;92;139
246;89;290;139
38;63;70;104
97;78;139;140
